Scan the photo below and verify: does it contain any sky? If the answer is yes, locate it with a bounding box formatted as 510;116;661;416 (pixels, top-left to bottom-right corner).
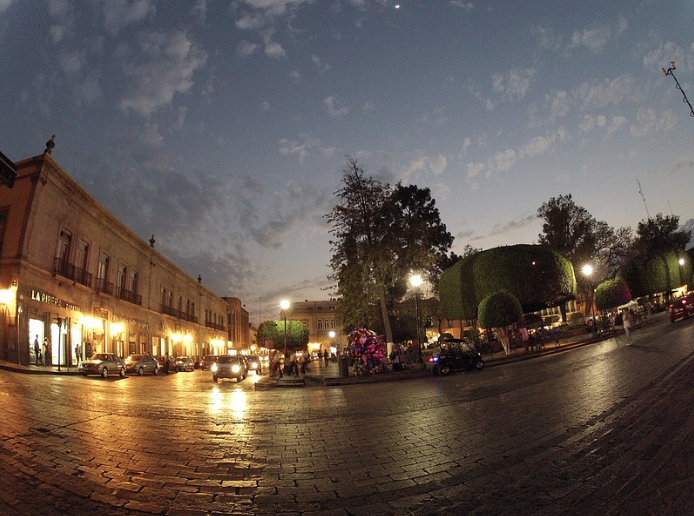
1;0;693;326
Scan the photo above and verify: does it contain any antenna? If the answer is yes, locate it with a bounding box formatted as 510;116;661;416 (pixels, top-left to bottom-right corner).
662;61;694;118
668;200;673;216
637;178;650;219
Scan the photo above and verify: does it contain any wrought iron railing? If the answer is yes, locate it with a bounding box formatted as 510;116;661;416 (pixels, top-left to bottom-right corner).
53;258;92;288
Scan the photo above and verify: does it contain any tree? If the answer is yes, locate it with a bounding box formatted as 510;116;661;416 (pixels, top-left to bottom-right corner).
327;157;453;348
634;213;690;254
618;249;692;298
257;319;309;352
594;279;631;311
478;290;523;355
538;194;632;316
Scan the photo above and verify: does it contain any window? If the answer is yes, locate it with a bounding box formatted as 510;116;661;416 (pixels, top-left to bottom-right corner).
317;320;323;330
117;264;126;291
129;271;138;294
0;208;8;256
97;254;109;281
57;230;71;263
75;240;88;271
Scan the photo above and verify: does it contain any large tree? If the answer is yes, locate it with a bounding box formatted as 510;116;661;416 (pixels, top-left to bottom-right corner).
634;213;690;254
537;194;632;315
327;157;453;347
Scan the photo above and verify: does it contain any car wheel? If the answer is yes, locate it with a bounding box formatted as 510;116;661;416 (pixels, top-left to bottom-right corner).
475;358;485;371
153;366;159;375
101;367;108;378
213;375;218;382
120;367;126;378
438;364;451;376
138;366;144;376
432;365;440;376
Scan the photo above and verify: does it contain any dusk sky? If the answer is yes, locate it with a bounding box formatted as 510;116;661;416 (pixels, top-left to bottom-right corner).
1;0;693;325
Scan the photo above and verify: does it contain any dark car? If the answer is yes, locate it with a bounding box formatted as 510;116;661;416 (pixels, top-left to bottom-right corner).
211;355;247;382
245;355;262;374
125;354;159;376
670;296;694;323
156;355;178;373
430;339;484;376
200;355;218;371
175;356;195;372
78;353;126;378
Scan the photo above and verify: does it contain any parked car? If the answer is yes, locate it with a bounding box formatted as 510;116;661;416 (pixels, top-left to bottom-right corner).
211;355;247;382
670;295;694;323
125;354;159;376
201;355;218;371
245;355;262;373
430;339;484;376
156;355;178;373
79;353;126;378
175;356;195;372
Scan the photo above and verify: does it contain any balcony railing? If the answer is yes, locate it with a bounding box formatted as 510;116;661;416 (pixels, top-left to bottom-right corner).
95;278;114;296
205;321;225;331
116;287;142;306
160;304;198;324
53;258;92;288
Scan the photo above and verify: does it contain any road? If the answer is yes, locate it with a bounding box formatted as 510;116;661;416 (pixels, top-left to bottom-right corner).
1;316;694;515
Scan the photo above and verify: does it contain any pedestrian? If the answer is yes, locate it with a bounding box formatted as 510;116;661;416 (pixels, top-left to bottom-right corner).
34;335;41;366
323;349;329;367
300;352;310;375
164;352;170;374
74;344;80;365
623;308;634;344
43;338;50;366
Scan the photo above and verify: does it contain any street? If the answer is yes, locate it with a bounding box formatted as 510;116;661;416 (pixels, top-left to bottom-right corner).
1;316;694;515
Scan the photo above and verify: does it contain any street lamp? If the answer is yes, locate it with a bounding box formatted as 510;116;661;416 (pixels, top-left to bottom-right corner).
679;258;685;288
280;299;290;355
582;265;597;336
410;274;423;363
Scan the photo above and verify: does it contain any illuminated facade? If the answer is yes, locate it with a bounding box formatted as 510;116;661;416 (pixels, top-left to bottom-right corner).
284;300;346;355
0;150;245;366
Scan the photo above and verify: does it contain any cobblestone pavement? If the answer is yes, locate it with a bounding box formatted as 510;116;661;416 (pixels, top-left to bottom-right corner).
1;316;693;515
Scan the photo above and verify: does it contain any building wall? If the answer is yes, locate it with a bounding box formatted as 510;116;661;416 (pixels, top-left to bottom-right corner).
0;151;240;365
284;300;346;354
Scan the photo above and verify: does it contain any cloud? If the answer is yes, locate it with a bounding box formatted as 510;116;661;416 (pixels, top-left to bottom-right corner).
0;0;15;13
119;30;207;117
466;162;485;178
570;25;612;53
323;95;349;118
450;1;473;11
520;134;554;158
468;213;537;242
577;75;636;109
630;108;675;138
491;68;537;103
101;0;155;35
491;149;517;172
279;134;338;163
264;40;286;59
429;154;447;175
237;40;258;57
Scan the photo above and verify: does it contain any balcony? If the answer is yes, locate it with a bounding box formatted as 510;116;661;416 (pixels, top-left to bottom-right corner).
95;278;114;296
205;321;225;331
161;304;199;324
116;287;142;306
53;258;92;288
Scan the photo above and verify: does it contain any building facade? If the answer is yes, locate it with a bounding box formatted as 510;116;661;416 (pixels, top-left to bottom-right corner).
284;300;346;355
0;149;246;366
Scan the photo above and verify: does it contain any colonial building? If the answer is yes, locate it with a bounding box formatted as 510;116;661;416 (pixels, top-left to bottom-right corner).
0;146;248;366
284;300;346;355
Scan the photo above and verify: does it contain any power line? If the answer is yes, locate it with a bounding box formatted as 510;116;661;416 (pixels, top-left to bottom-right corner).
636;178;650;219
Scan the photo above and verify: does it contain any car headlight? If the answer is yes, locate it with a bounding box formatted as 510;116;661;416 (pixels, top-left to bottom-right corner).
232;364;240;373
250;363;258;369
211;363;217;372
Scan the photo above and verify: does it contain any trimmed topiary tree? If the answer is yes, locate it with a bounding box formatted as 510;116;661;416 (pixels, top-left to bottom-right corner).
618;249;692;298
594;278;632;311
478;290;523;355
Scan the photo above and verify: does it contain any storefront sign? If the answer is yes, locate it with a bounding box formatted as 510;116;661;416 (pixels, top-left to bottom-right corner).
30;289;81;312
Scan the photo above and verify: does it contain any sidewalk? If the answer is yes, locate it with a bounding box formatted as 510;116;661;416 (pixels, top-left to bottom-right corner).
1;311;668;387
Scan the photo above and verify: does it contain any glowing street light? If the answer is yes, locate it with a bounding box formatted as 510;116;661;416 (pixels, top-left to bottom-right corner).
679;257;685;287
410;274;423;363
280;299;290;355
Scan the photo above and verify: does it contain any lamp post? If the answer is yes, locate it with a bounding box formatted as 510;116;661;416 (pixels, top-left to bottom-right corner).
679;258;685;288
582;265;597;336
280;299;289;355
410;274;423;363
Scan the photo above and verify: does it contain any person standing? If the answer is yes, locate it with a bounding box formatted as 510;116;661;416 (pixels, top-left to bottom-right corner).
164;353;170;374
43;338;50;367
34;335;41;366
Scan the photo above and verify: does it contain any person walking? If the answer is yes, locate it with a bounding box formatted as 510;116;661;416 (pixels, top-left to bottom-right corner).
623;308;634;344
164;353;170;374
323;349;329;367
34;335;41;366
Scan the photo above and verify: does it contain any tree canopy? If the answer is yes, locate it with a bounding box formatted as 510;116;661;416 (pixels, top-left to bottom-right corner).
327;157;453;343
634;213;690;254
257;319;309;352
594;279;632;311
